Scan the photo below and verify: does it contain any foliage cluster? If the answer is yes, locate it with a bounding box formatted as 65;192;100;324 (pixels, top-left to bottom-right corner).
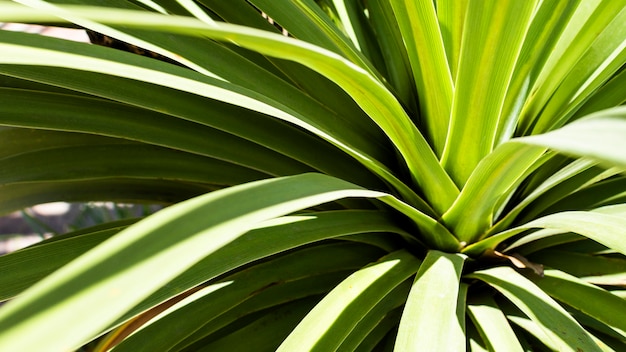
0;0;625;351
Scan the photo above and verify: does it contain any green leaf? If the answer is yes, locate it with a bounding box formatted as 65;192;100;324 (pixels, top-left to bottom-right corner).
327;0;385;71
365;0;416;110
0;173;402;351
0;220;134;301
528;249;626;286
0;143;268;186
532;5;626;133
503;305;561;351
572;68;626;120
108;209;412;331
395;250;466;352
468;295;524;352
195;297;321;352
0;35;386;186
375;194;459;252
497;159;611;231
528;269;626;337
173;273;343;351
389;0;453;156
112;242;384;352
524;210;626;257
337;280;411;351
469;266;602;352
498;0;581;144
436;0;468;81
0;89;309;177
199;0;386;138
0;2;459;213
443;142;546;244
464;208;626;258
521;0;626;134
353;307;402;352
441;0;537;186
517;107;626;169
277;249;421;352
543;176;626;214
247;0;379;77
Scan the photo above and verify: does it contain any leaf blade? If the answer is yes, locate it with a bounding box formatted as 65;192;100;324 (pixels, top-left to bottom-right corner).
277;249;421;352
395;250;466;352
0;174;395;351
441;0;537;186
469;266;602;352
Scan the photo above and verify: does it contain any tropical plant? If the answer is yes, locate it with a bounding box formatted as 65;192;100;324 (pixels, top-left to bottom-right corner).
0;0;625;351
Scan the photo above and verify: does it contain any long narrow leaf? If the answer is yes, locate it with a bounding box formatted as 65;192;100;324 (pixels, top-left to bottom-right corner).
436;0;468;81
389;0;453;156
520;0;625;134
498;0;581;144
572;68;626;120
0;2;459;213
196;297;320;352
442;0;537;186
467;295;523;352
529;269;626;336
502;303;561;351
464;209;626;258
337;280;411;351
112;242;384;352
0;79;383;188
365;0;416;110
198;0;387;136
0;173;402;351
395;250;466;352
0;143;268;186
491;159;605;234
0;220;134;301
248;0;380;78
532;7;626;133
443;142;546;244
517;106;626;169
469;266;601;352
109;210;412;331
329;0;384;68
528;250;626;286
277;249;421;351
